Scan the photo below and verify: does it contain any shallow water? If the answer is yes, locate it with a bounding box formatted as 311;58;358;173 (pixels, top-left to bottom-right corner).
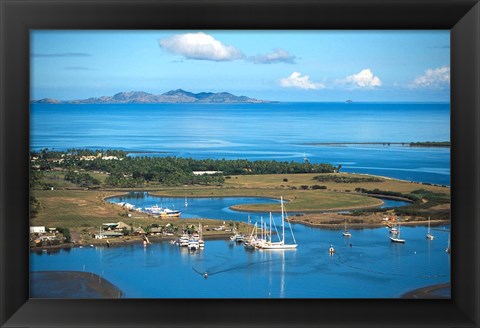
31;194;450;298
30;225;451;298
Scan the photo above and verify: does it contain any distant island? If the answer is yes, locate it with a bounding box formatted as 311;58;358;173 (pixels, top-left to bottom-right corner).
31;89;274;104
302;141;450;148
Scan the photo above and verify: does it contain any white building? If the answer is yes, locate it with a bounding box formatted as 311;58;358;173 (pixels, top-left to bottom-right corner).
30;226;46;234
192;171;223;176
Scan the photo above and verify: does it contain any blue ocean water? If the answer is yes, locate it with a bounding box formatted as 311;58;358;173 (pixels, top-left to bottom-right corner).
30;102;450;185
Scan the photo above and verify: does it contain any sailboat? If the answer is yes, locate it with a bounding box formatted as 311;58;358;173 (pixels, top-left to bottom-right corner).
184;194;188;207
244;222;258;250
446;233;451;253
426;216;434;240
390;221;405;243
342;218;351;237
198;223;204;248
257;197;298;250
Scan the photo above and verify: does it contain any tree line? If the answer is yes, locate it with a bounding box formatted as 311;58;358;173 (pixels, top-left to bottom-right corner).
31;149;339;188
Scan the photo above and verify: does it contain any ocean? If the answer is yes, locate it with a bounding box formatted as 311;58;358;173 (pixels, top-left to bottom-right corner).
30;102;450;185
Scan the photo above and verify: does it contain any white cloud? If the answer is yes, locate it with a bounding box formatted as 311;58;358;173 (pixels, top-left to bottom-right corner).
251;48;296;64
280;72;325;90
159;32;244;61
410;66;450;88
344;69;382;88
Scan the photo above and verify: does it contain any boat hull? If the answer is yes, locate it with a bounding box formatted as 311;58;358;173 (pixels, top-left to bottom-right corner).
390;237;405;243
259;243;298;250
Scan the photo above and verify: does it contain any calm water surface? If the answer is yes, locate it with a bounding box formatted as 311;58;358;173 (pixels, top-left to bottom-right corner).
31;195;450;298
31;226;451;298
30;102;450;185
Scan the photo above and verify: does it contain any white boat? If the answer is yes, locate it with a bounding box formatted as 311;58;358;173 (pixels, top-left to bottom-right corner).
329;244;336;254
390;221;405;243
426;216;434;240
179;232;189;247
253;216;269;248
230;232;245;242
257;197;298;250
188;239;199;250
161;208;181;217
198;223;205;248
446;233;451;253
145;205;164;214
244;222;260;249
184;195;188;207
342;219;351;237
389;220;399;235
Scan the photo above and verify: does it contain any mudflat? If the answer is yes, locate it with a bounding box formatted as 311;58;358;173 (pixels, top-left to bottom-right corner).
30;271;123;298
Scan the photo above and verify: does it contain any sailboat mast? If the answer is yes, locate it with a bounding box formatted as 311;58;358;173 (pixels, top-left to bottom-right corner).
260;216;264;240
281;196;285;243
269;212;272;242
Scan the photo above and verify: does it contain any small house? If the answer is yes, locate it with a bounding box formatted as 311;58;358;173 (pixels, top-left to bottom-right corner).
30;226;46;234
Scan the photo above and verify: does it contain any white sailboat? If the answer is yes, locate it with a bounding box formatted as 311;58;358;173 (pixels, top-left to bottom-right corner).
184;194;188;207
198;223;204;248
258;197;298;250
446;233;451;253
426;216;434;240
390;221;405;243
342;218;351;237
244;222;258;249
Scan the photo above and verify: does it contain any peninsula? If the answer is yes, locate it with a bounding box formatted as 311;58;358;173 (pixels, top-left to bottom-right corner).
31;89;274;104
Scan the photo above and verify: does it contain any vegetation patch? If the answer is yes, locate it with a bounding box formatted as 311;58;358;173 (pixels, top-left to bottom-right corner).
313;174;383;183
31;149;338;188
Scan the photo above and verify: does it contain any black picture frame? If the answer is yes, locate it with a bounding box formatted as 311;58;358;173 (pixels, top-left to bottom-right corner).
1;0;479;327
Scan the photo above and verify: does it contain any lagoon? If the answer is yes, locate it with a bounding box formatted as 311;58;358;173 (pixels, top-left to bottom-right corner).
106;192;411;220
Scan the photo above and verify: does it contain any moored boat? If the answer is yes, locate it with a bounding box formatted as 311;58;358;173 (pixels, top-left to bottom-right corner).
342;219;352;237
390;221;405;243
426;216;434;240
257;196;298;250
160;208;181;217
179;232;189;247
230;233;245;243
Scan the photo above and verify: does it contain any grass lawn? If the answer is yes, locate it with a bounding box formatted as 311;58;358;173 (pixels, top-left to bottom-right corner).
31;172;450;239
31;189;249;242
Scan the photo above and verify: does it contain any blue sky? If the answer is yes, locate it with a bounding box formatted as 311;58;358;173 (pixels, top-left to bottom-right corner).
30;30;450;102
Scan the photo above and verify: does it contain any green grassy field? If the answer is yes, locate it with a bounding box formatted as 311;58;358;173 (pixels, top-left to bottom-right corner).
222;173;449;194
31;172;450;239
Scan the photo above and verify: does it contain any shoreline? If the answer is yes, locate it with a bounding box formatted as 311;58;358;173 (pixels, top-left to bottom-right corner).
301;142;450;149
31;217;450;252
401;283;450;299
288;217;450;229
31;232;241;251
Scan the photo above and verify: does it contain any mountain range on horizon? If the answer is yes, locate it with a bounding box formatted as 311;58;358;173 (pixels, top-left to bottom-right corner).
32;89;274;104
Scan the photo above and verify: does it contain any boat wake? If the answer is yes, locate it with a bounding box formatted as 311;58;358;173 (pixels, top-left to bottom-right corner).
192;258;281;279
334;253;448;279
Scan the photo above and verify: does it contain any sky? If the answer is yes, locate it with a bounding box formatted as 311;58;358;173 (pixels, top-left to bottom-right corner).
30;30;450;102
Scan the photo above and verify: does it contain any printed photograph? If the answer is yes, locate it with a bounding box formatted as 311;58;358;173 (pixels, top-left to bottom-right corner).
29;30;451;298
